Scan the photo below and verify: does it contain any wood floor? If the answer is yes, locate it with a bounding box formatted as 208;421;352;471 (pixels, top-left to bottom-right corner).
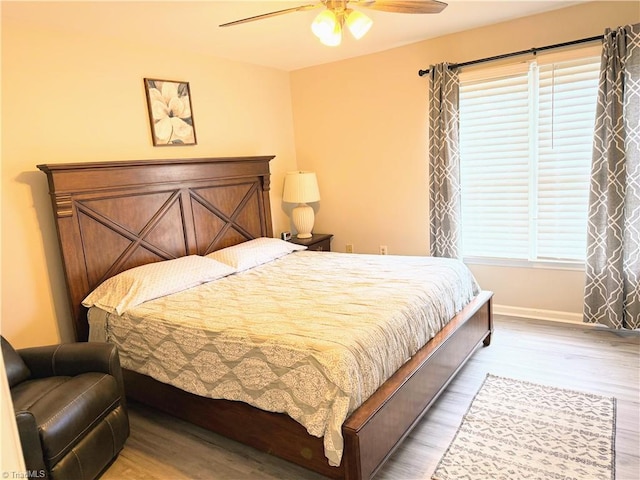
102;315;640;480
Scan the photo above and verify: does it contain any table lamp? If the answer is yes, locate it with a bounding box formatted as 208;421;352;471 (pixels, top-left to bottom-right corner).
283;171;320;239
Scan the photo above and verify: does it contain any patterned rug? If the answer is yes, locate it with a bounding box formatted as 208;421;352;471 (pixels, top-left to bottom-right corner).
432;374;616;480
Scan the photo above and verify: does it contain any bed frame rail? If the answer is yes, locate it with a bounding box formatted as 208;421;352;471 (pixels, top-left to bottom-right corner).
343;290;492;479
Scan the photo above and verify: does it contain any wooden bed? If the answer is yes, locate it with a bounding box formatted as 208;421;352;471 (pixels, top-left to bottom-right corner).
38;156;493;480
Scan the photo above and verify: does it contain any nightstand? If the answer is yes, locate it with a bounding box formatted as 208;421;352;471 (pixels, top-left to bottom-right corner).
289;233;333;252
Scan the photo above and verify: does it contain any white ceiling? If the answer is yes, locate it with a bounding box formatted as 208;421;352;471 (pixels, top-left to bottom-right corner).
3;1;586;71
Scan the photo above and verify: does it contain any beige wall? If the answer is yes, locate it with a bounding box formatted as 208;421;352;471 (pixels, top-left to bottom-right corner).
290;1;639;320
2;2;638;348
1;351;26;475
1;12;297;347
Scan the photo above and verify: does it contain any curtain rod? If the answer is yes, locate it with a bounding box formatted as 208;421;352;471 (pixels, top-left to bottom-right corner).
417;34;604;77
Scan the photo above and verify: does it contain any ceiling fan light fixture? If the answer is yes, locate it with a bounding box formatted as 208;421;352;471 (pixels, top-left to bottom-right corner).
345;9;372;40
221;0;448;47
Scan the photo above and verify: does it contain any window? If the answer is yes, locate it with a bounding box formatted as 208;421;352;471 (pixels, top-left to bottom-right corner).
459;49;600;265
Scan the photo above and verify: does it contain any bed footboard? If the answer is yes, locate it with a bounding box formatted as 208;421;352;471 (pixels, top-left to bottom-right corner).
123;291;493;480
342;290;493;479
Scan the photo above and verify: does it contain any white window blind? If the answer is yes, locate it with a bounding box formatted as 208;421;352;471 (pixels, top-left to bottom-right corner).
459;52;600;264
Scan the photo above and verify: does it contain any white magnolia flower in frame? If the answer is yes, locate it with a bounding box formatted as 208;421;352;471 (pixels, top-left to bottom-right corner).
146;80;196;145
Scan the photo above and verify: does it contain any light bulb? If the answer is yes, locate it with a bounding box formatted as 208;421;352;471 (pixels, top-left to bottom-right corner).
345;9;372;40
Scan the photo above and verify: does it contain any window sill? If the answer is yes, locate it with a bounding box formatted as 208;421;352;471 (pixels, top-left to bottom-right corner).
463;256;585;271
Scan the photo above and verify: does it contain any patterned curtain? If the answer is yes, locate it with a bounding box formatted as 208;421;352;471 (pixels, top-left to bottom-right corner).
584;24;640;329
429;64;461;258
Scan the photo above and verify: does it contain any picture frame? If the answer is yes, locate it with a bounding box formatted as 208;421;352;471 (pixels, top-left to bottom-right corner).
144;78;197;146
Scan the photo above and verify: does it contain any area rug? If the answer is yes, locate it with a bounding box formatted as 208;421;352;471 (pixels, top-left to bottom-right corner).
432;374;616;480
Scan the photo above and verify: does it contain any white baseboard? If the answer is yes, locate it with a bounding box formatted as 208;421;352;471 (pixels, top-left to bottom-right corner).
493;304;583;324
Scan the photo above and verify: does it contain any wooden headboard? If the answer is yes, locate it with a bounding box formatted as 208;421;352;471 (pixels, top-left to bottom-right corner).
38;156;275;341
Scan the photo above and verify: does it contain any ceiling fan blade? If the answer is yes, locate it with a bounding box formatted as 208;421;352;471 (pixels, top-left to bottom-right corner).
354;0;447;14
219;3;321;27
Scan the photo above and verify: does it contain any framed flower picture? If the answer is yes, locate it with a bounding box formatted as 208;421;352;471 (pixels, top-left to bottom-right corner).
144;78;197;146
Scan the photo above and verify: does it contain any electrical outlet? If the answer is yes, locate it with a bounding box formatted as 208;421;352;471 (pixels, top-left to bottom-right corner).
346;244;354;253
380;245;388;255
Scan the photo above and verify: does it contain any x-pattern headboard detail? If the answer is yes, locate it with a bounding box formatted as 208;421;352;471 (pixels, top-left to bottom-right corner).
38;156;275;341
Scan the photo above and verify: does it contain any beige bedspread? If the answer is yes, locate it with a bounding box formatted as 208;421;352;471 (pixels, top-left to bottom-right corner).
89;251;480;466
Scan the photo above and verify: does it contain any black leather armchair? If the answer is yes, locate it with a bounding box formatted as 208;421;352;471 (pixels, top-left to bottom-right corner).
2;336;129;480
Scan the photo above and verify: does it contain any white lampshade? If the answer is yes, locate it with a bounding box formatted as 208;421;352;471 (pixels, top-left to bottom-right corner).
345;9;372;40
283;171;321;238
311;10;337;39
283;171;320;204
320;22;342;47
311;9;342;47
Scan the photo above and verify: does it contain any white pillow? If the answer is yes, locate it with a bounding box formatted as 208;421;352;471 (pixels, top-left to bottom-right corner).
82;255;236;314
206;237;306;272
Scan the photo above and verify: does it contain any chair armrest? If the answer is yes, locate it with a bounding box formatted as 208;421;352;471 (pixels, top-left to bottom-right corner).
15;411;48;477
18;343;126;398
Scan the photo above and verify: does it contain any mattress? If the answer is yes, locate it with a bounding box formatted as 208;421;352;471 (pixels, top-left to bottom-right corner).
88;251;480;466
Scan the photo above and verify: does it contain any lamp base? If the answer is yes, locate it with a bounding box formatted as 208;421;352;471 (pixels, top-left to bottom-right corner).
292;204;314;239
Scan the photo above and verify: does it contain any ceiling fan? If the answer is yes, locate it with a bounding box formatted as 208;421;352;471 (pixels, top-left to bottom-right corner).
219;0;448;47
